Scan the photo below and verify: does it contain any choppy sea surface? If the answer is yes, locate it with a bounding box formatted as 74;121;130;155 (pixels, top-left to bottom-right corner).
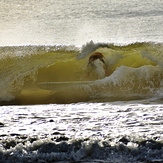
0;0;163;162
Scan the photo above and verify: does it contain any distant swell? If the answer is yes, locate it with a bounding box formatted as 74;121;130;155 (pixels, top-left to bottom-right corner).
0;41;163;105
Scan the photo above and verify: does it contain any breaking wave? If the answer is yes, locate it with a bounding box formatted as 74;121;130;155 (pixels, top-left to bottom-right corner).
0;41;163;104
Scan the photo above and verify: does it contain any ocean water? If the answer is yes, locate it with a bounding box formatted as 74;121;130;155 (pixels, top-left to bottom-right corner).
0;0;163;162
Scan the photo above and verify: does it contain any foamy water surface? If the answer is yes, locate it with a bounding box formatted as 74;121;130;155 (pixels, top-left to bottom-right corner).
1;101;163;162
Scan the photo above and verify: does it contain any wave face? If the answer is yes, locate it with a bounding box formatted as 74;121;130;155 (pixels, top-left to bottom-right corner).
0;42;163;104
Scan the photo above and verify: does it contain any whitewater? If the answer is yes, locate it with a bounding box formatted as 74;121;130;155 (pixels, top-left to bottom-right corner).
0;0;163;162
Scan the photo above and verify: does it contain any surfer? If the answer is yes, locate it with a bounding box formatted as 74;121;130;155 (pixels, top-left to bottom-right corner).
87;52;108;79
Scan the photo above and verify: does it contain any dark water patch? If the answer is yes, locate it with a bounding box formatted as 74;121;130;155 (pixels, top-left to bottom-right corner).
0;122;4;127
